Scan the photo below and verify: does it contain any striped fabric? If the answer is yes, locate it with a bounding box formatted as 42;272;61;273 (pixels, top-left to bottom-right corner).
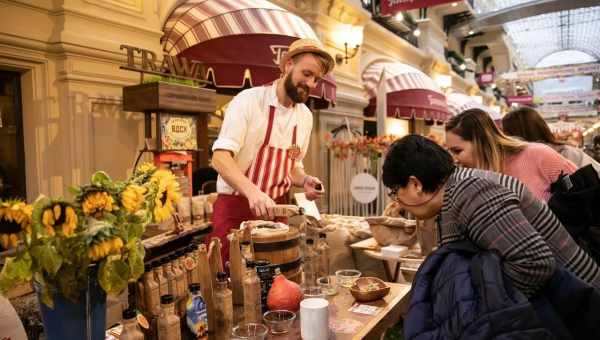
162;0;318;55
446;92;502;120
439;167;600;296
362;62;443;98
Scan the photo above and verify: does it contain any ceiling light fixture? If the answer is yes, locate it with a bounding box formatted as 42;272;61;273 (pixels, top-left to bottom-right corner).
413;28;421;37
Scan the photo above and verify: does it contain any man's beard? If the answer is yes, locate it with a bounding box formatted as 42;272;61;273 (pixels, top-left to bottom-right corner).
284;72;310;104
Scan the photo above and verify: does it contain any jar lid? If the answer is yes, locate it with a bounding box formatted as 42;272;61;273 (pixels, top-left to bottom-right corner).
217;271;228;282
160;294;174;304
188;283;201;292
122;308;137;320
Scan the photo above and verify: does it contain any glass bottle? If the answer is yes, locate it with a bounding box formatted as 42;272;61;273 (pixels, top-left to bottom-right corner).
172;252;187;317
186;283;208;340
142;263;161;317
214;271;233;339
157;294;181;340
120;308;144;340
191;243;203;286
243;261;262;324
163;256;177;298
153;259;169;299
316;232;330;278
184;246;198;285
303;239;317;287
240;240;254;262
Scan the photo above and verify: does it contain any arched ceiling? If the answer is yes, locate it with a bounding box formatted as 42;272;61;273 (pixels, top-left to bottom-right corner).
474;0;600;67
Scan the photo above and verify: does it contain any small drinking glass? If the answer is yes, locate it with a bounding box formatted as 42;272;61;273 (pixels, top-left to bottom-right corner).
263;310;296;335
302;286;324;299
335;269;362;288
317;276;338;296
231;323;269;340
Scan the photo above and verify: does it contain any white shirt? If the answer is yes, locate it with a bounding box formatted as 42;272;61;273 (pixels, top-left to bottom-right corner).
212;82;313;194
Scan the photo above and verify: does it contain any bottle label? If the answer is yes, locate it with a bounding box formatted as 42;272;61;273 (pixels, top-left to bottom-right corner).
183;256;196;271
186;294;208;338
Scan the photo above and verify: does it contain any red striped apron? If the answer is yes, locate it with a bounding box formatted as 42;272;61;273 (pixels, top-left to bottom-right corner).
211;105;298;263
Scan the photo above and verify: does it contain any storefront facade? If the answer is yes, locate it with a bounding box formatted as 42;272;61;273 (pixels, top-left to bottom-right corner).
0;0;512;208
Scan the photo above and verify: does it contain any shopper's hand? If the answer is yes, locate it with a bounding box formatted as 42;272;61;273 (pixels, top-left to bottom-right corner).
303;176;325;201
246;188;276;219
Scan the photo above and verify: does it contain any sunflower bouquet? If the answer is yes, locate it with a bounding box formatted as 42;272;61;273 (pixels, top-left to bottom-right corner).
0;163;181;307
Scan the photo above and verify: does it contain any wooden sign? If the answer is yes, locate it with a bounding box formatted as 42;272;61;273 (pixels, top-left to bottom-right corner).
120;44;205;82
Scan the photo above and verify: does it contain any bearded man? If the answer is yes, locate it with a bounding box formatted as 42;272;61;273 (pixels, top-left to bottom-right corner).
209;39;334;262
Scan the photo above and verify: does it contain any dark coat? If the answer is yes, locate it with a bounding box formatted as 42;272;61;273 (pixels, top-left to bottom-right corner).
405;240;600;340
405;241;553;340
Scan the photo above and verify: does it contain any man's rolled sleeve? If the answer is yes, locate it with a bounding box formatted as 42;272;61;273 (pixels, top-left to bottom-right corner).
211;91;251;156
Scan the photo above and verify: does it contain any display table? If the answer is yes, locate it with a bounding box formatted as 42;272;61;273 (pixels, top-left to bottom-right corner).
350;238;424;283
230;282;411;340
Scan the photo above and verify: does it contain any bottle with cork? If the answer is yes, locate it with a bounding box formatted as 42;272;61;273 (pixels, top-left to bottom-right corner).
214;271;233;339
172;252;187;317
303;239;317;287
157;294;181;340
153;259;169;298
163;255;177;298
142;263;161;317
316;232;330;278
243;260;262;324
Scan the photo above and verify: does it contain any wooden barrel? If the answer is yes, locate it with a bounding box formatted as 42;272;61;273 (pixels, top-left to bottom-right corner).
252;226;302;284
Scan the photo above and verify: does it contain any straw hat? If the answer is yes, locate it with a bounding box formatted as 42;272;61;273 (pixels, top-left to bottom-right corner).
279;38;334;74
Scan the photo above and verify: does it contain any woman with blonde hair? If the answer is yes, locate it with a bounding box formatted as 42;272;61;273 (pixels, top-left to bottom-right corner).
445;108;576;201
502;107;600;173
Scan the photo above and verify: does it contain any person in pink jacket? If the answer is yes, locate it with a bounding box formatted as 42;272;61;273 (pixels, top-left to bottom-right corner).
445;108;576;201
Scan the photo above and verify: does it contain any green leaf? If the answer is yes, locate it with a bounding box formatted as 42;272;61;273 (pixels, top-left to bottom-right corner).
98;258;129;294
126;223;145;242
30;244;63;275
34;273;54;309
127;241;145;281
0;254;33;294
91;171;112;187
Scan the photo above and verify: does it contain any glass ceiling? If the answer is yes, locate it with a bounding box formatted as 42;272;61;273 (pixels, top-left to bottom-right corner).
474;1;600;68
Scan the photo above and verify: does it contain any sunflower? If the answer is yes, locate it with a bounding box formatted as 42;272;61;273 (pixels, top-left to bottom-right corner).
0;200;32;248
88;236;124;262
136;162;156;175
120;184;146;213
41;203;78;237
151;169;181;222
82;191;114;218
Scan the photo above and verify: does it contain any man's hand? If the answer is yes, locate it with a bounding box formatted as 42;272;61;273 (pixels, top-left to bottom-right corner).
303;175;325;201
246;187;276;219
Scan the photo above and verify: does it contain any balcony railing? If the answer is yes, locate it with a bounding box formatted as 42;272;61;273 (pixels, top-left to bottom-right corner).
361;0;420;48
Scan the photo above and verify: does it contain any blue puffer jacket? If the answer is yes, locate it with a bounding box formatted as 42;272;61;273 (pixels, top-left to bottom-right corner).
404;241;554;340
405;241;600;340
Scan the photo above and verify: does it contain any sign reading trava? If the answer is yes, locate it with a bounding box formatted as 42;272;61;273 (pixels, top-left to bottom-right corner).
120;44;205;82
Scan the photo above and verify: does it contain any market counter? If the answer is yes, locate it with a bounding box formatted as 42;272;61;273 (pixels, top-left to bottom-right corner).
230;282;411;340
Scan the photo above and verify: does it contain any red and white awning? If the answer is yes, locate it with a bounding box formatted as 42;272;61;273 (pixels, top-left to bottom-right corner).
362;62;451;121
162;0;335;108
446;92;502;121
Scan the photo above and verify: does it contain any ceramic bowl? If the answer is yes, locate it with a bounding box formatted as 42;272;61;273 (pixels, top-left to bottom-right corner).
350;277;390;302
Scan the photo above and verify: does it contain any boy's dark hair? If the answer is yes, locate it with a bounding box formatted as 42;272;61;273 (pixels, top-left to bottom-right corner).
383;135;455;193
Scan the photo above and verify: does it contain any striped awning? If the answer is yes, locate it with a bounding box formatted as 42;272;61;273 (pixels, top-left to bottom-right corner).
162;0;335;108
362;62;451;121
447;92;502;121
